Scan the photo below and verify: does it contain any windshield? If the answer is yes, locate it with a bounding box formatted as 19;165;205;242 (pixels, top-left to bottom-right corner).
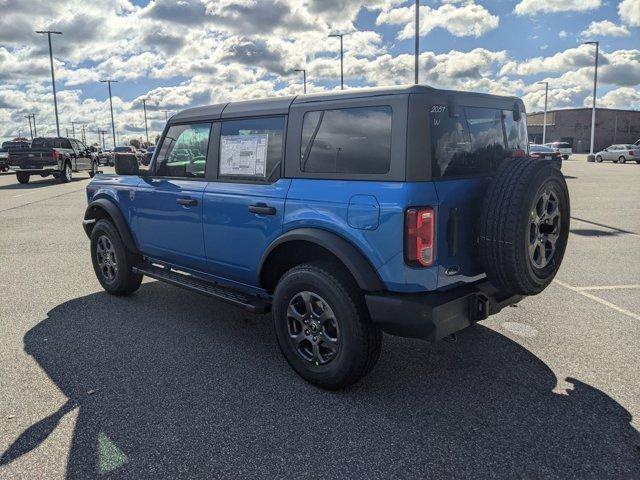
430;105;528;178
114;147;131;152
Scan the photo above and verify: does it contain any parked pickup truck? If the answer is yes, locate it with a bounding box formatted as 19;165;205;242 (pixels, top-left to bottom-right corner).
0;140;30;172
9;137;98;184
83;86;570;389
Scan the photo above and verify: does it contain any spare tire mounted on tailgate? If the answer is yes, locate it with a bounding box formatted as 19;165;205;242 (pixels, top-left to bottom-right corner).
479;158;570;295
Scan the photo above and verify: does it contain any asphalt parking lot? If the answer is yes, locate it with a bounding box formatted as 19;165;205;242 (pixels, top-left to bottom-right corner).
0;159;639;479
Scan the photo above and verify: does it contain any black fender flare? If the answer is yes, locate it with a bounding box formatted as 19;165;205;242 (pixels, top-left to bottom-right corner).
83;198;139;254
258;228;385;292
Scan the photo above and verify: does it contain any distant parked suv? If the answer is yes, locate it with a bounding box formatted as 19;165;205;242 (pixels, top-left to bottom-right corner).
544;141;572;160
9;137;98;184
83;86;570;389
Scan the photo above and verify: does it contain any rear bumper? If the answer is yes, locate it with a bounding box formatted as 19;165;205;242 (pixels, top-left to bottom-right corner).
365;280;523;341
10;167;60;174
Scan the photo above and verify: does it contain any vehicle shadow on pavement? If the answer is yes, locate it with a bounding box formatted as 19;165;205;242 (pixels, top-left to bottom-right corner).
3;282;639;479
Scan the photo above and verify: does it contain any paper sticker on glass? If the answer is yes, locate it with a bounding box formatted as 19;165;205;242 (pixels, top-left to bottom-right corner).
220;134;269;177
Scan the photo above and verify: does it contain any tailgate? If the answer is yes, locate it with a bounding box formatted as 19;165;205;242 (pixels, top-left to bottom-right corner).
434;178;489;289
10;151;57;169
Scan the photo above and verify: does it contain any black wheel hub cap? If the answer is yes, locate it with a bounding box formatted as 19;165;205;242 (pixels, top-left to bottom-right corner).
528;190;561;269
96;235;118;282
286;291;340;366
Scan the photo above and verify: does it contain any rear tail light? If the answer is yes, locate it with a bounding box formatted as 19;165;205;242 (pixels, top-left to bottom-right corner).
513;149;526;157
52;150;59;161
405;207;435;267
629;150;635;156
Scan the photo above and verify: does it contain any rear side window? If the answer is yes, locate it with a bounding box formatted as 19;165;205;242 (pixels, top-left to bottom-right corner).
300;106;392;174
430;106;528;178
219;116;285;181
155;123;212;178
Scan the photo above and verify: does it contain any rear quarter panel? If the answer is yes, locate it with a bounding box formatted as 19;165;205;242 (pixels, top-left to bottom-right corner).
284;179;441;293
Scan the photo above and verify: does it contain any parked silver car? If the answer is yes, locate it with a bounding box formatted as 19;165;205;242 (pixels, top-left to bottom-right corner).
594;144;640;164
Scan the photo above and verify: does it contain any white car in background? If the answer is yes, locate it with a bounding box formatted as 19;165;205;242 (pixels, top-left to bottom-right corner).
544;141;572;160
594;144;640;164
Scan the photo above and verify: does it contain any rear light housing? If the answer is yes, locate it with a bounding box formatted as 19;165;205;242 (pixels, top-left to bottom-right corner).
629;150;635;156
52;150;59;161
405;207;435;267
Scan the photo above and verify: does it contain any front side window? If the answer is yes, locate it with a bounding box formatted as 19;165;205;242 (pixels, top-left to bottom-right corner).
430;105;528;178
300;106;392;174
218;116;285;181
155;123;211;178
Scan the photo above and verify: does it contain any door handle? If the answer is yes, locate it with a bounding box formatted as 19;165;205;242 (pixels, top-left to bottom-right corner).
176;197;198;207
248;204;276;215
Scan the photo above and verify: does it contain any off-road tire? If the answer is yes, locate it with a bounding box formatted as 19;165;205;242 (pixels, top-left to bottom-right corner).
618;156;626;164
90;219;142;296
272;262;382;390
60;161;72;183
479;158;570;296
16;172;30;184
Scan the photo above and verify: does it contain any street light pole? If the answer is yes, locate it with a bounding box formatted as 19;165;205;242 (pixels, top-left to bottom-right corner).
583;41;599;155
162;110;171;122
100;79;118;149
294;69;307;94
31;114;37;137
25;115;33;140
328;34;344;90
35;30;62;137
537;81;549;144
415;0;419;84
141;99;149;144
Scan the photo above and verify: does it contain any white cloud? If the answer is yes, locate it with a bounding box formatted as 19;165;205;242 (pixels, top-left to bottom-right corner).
514;0;601;15
619;0;640;26
558;30;568;38
376;2;499;39
598;87;640;109
580;20;630;39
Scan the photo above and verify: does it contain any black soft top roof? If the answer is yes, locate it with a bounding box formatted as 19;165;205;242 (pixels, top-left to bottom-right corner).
169;85;523;123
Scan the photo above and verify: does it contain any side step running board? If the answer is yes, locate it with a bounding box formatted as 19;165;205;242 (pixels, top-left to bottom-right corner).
132;263;271;314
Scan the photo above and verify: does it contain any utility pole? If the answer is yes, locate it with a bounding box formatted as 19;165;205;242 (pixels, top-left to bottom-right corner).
294;69;307;94
81;124;86;144
162;110;171;122
328;33;345;90
71;121;77;138
583;41;599;155
100;79;118;149
31;114;37;137
35;30;62;137
25;115;33;140
99;130;107;149
537;81;549;144
414;0;419;84
141;99;149;144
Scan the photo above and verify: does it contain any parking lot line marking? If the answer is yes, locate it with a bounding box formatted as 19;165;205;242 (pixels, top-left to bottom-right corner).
575;285;640;291
554;279;640;321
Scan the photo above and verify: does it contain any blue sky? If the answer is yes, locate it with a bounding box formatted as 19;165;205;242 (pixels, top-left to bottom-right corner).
0;0;638;145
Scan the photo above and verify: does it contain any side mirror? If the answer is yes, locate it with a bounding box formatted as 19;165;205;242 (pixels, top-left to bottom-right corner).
114;153;140;175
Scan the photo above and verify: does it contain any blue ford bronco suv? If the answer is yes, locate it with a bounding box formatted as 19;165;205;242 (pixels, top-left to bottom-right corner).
83;86;569;389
